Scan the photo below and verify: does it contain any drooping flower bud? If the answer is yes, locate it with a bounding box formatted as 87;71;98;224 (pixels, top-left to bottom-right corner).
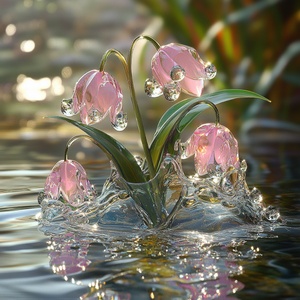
44;159;96;207
61;70;127;130
145;43;216;100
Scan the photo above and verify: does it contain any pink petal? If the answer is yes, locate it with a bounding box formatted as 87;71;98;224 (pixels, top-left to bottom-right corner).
214;126;240;171
180;77;204;97
44;160;63;199
73;70;98;113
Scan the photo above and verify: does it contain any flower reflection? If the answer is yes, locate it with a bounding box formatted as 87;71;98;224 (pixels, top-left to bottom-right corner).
46;231;246;299
48;233;90;278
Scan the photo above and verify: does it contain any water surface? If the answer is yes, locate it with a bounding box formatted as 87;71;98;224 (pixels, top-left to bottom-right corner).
0;133;299;299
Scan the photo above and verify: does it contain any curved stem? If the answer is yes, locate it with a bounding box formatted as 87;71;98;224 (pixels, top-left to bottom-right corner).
198;100;220;126
99;49;126;73
64;135;96;161
99;36;160;179
126;35;160;178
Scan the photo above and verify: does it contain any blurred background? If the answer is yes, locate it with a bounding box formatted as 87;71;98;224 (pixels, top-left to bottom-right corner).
0;0;299;180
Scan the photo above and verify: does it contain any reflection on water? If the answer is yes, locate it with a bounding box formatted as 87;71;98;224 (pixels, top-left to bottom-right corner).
46;229;245;299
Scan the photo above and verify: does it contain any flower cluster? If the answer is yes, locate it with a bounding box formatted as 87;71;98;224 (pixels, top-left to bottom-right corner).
39;35;268;228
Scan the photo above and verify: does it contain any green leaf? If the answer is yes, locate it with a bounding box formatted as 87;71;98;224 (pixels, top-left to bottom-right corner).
150;89;270;170
52;116;146;183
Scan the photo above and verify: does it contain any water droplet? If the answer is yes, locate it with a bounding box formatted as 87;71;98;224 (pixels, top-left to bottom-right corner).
180;143;188;159
70;242;80;250
68;212;88;224
170;65;185;82
112;112;128;131
134;156;144;166
42;200;66;221
86;185;97;200
207;164;222;177
88;109;103;124
264;206;280;222
250;187;263;203
221;176;234;195
118;191;129;199
144;78;163;97
240;160;248;172
61;98;75;116
38;191;46;205
204;63;217;79
163;82;181;101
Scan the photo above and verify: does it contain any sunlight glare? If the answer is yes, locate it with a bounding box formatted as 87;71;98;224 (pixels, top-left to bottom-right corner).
20;40;35;52
16;76;51;101
5;24;16;36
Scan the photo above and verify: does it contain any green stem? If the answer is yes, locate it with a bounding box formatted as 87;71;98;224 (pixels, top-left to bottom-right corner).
64;135;96;161
127;35;160;178
99;35;161;179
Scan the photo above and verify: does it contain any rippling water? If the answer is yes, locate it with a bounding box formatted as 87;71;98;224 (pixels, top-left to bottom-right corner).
1;135;300;300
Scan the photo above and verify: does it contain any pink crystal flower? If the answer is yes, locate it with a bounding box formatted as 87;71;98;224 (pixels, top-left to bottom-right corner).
61;70;127;130
145;43;217;101
44;159;96;207
182;123;240;176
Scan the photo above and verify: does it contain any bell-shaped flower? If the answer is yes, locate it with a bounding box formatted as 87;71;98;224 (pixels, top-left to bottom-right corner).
61;70;127;130
182;123;240;176
145;43;217;101
44;159;96;207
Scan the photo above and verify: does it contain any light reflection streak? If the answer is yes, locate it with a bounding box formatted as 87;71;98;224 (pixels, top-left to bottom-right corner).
16;75;64;102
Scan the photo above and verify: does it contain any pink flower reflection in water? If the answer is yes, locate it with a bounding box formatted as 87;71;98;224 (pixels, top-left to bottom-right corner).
183;123;240;176
48;233;90;276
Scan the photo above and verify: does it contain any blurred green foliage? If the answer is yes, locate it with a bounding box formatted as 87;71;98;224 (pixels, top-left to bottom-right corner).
136;0;300;126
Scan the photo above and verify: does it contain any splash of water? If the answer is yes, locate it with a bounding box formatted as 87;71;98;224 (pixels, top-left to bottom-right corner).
37;156;280;231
